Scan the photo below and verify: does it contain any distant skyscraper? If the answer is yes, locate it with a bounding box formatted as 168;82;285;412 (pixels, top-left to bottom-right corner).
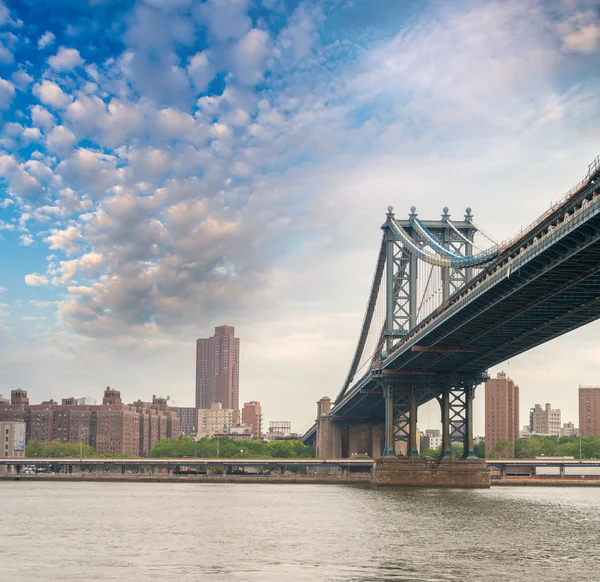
485;371;519;457
579;386;600;436
195;325;240;410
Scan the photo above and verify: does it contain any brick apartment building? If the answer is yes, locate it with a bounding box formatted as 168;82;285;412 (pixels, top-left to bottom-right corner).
242;401;262;439
196;325;240;410
0;388;180;456
485;371;519;457
579;386;600;436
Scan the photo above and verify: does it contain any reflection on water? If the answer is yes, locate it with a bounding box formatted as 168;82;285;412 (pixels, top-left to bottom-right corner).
1;482;600;581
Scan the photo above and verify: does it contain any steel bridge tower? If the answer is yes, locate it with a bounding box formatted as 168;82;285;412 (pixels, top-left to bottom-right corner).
336;205;498;462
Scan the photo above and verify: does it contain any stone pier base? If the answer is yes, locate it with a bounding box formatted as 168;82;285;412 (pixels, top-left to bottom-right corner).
372;457;490;488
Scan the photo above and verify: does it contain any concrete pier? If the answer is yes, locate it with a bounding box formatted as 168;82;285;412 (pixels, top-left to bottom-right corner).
372;457;490;488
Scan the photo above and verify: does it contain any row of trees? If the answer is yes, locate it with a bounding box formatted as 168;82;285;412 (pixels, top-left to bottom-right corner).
149;436;315;459
24;437;315;459
26;439;100;458
489;435;600;459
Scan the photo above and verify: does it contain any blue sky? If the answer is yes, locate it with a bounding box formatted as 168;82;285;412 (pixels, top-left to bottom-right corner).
0;0;599;433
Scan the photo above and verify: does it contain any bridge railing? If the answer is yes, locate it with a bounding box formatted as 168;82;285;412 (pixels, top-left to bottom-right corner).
499;175;589;254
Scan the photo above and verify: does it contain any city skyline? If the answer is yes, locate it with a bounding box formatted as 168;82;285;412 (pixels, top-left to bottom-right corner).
0;0;599;435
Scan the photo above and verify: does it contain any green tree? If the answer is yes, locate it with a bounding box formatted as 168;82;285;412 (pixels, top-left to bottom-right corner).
473;440;485;458
25;439;97;458
421;447;441;459
25;440;46;458
493;440;512;459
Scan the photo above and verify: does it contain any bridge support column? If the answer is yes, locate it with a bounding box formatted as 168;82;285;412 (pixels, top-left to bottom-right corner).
440;388;452;459
382;383;394;457
371;425;383;458
463;386;476;459
408;386;419;457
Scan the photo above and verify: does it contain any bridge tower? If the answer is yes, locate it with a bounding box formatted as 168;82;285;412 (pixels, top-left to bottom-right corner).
380;206;483;461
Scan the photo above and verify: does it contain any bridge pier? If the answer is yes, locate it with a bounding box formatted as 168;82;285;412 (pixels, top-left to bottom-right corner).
373;375;489;487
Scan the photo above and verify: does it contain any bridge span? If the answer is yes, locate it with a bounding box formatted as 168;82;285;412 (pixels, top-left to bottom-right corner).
303;155;600;486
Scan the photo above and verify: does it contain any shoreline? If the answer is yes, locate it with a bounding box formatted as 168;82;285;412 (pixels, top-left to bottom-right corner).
0;473;372;485
3;474;600;486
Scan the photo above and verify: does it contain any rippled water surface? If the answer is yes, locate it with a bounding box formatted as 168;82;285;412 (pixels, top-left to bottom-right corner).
2;482;600;581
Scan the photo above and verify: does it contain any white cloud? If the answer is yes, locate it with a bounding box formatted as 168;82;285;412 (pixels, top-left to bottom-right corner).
19;234;34;246
38;31;56;49
233;29;270;85
11;70;34;90
0;77;15;109
33;80;72;109
188;51;213;92
563;24;600;54
197;0;251;42
0;44;12;64
46;226;82;256
48;47;84;71
0;154;44;196
46;125;77;157
24;273;49;286
23;127;43;142
30;105;56;131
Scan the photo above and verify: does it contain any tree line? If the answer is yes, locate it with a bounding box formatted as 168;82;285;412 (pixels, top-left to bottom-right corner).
149;436;315;459
24;437;315;459
487;434;600;459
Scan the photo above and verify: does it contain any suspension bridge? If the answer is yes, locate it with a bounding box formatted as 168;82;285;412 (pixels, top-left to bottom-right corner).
303;155;600;487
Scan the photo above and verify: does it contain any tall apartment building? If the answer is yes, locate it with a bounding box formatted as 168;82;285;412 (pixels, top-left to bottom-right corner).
579;386;600;436
196;325;240;410
242;401;262;439
485;371;519;457
529;403;561;436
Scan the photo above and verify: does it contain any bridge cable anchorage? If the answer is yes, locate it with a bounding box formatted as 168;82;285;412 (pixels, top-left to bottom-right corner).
388;217;499;267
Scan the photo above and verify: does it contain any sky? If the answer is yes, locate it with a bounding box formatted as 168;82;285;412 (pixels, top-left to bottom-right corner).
0;0;599;436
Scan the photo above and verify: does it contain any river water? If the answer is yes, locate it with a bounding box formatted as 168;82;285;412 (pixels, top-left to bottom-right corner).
1;482;599;581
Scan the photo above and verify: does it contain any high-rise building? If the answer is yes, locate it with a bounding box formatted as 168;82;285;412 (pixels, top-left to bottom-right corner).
579;386;600;436
485;371;519;457
195;325;240;410
242;401;262;439
529;403;561;436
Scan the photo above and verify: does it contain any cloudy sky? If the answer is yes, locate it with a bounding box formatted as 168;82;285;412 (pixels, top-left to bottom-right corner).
0;0;599;435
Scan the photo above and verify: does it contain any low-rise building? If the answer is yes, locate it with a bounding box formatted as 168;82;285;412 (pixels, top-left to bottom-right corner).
197;402;238;438
1;421;25;458
242;401;262;439
560;422;578;437
530;403;561;436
